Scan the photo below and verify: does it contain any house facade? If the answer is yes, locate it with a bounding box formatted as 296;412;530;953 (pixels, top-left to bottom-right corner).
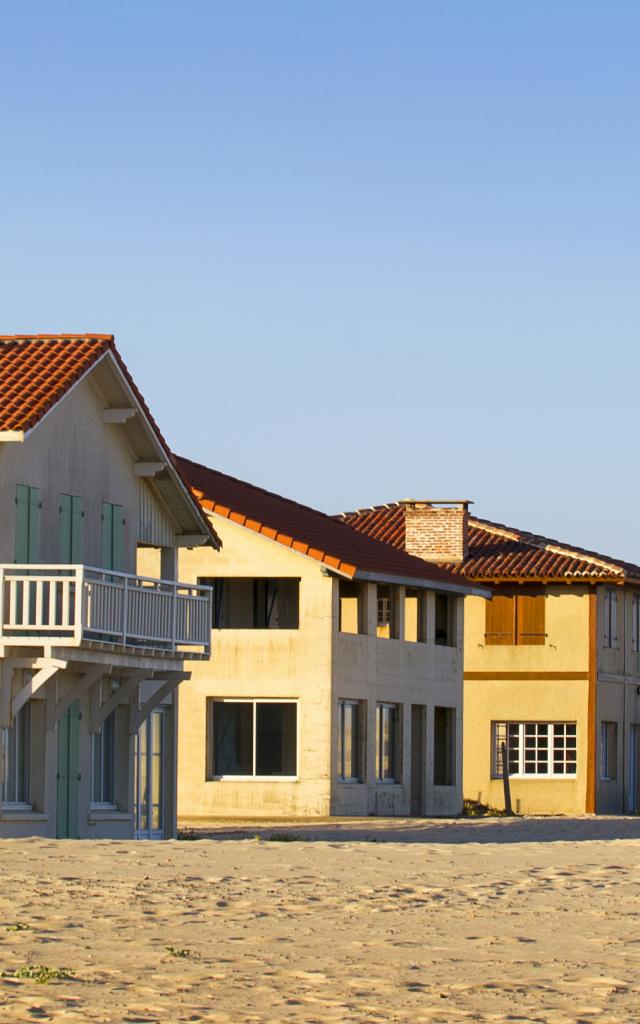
139;460;485;821
0;335;217;838
340;500;640;815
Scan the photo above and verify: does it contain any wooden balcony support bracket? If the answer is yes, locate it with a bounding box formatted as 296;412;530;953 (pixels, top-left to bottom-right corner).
11;659;69;723
92;669;150;732
47;663;107;730
130;671;190;735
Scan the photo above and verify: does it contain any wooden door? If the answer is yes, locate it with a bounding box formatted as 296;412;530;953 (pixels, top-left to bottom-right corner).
56;701;81;838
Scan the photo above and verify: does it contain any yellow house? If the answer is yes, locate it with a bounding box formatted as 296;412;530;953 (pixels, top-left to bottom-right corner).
340;501;640;815
140;461;486;821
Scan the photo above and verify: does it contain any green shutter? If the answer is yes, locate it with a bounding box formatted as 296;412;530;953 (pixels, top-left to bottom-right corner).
113;505;125;572
56;701;81;839
59;494;72;562
15;485;30;562
27;487;41;563
71;496;83;562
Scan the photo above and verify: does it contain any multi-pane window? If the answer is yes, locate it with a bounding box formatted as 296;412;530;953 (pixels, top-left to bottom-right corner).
376;703;399;782
337;700;362;781
199;578;300;629
433;706;456;786
209;700;297;777
1;704;31;804
603;589;618;649
601;721;618;780
632;595;640;654
485;590;545;645
376;585;397;639
492;722;577;778
91;711;116;805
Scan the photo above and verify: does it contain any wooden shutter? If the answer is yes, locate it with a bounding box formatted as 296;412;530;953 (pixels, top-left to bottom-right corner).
112;505;125;572
517;593;545;645
633;596;639;654
101;502;114;569
59;494;72;562
610;590;618;648
71;496;83;562
15;485;30;562
27;487;41;563
485;593;516;644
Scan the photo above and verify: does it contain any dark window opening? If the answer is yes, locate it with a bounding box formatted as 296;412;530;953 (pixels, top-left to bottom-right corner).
433;706;456;786
199;578;300;629
210;700;297;777
435;593;456;647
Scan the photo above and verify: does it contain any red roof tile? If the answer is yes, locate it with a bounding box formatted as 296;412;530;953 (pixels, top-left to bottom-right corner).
177;457;479;591
339;503;640;583
0;335;220;549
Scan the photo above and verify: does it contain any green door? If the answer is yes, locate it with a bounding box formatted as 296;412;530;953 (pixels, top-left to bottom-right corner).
57;701;81;838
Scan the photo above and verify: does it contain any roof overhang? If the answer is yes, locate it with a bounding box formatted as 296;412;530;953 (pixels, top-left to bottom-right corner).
349;570;491;599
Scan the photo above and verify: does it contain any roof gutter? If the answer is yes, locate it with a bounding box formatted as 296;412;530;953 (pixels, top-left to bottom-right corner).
352;570;491;600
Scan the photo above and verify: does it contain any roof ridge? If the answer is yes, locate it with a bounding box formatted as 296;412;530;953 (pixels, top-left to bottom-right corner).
0;334;114;342
339;501;402;518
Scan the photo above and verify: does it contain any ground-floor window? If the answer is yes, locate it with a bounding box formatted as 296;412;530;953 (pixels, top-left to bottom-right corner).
433;706;456;786
209;700;297;778
135;710;164;838
492;721;577;778
376;703;399;783
0;704;31;805
337;700;363;781
91;710;116;805
600;721;618;781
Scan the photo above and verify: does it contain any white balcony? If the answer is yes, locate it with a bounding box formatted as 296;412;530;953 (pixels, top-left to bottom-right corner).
0;565;212;658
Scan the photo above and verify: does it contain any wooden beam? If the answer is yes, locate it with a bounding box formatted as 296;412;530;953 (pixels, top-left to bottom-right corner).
464;671;589;681
0;430;24;442
175;533;208;547
134;461;166;477
130;672;189;734
103;408;136;424
48;664;106;729
92;670;149;732
12;661;68;721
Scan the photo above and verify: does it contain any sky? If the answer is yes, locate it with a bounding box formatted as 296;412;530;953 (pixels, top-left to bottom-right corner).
1;2;639;560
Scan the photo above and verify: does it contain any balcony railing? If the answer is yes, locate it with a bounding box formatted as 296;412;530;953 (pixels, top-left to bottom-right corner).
0;565;212;657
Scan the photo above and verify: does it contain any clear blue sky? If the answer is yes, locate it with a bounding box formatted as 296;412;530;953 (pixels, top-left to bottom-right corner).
1;2;639;560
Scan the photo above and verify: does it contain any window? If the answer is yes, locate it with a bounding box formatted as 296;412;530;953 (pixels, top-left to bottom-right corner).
376;703;399;782
603;588;618;649
339;581;365;635
200;578;300;629
404;589;426;643
337;700;363;781
102;502;125;571
209;700;297;777
1;704;31;805
632;595;640;654
601;721;618;780
91;711;116;805
376;585;397;639
15;485;41;563
59;494;84;562
485;590;545;645
492;722;577;778
435;593;457;646
433;706;456;785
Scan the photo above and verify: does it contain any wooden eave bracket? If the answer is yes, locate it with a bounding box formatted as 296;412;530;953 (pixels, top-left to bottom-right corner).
103;407;137;424
0;430;24;443
134;461;166;477
176;533;209;547
11;660;69;722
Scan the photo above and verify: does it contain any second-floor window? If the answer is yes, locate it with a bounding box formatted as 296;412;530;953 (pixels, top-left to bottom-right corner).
15;485;41;563
603;589;618;649
485;590;545;645
59;494;84;563
199;578;300;629
435;593;457;646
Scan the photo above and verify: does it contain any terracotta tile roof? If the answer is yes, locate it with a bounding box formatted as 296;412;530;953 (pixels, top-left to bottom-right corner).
0;334;220;549
177;457;480;592
339;503;640;584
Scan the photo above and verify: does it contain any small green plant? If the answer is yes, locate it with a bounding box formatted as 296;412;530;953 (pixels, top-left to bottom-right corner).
176;828;200;841
267;832;303;842
463;798;508;818
5;965;73;984
6;923;31;932
165;946;190;958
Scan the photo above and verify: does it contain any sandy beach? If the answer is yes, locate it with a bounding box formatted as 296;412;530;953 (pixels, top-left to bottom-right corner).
1;817;639;1023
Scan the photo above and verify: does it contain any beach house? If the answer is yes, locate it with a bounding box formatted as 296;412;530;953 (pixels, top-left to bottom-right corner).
340;501;640;815
0;335;217;838
138;459;486;822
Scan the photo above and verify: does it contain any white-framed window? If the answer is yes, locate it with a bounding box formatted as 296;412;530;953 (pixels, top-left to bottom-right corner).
91;710;116;806
603;588;618;649
1;704;31;806
601;721;618;781
492;722;577;778
632;595;640;654
209;699;298;778
337;700;363;782
376;703;399;783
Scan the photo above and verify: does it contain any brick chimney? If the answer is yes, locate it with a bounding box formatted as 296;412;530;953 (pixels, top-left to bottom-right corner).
400;500;471;564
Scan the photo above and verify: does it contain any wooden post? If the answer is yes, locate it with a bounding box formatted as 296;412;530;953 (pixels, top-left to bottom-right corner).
501;740;514;816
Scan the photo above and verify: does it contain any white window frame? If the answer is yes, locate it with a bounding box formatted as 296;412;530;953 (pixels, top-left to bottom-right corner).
337;700;362;783
210;699;299;781
603;588;619;649
91;710;117;809
376;703;399;784
0;704;32;808
491;721;577;779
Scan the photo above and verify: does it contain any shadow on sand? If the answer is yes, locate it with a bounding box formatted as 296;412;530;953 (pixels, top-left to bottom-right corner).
179;815;640;846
